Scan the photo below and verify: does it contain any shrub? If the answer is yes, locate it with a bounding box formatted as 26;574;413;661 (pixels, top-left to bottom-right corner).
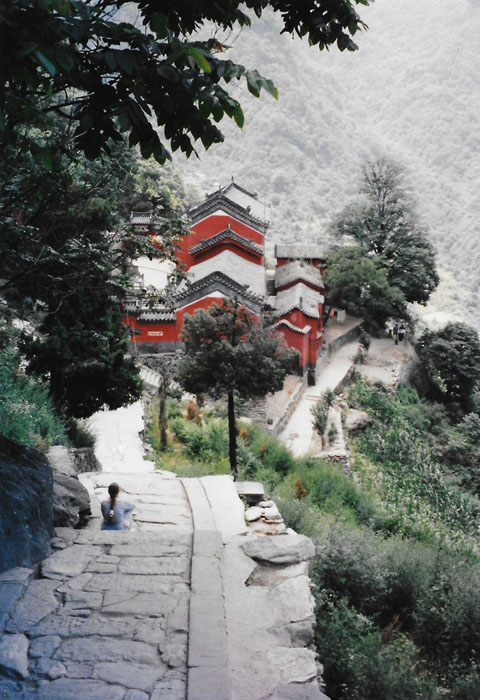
186;400;201;425
0;337;68;448
311;389;335;437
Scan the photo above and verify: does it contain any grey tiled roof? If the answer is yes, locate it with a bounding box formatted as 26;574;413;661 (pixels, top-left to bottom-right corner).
273;320;311;335
275;244;328;261
174;271;264;310
137;310;176;322
189;191;268;232
273;283;323;319
189;226;264;256
187;250;266;298
275;261;324;290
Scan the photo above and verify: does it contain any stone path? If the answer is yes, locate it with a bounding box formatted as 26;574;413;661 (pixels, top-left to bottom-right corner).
0;470;193;700
280;341;359;457
0;403;328;699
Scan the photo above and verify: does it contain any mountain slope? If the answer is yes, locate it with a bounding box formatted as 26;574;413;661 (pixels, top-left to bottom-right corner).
178;0;480;327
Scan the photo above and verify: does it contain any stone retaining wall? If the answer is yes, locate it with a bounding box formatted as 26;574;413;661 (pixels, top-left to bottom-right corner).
270;373;308;437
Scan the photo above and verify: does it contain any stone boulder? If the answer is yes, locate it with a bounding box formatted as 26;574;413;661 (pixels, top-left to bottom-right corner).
47;446;100;477
344;409;372;435
241;534;315;566
52;473;91;529
0;434;54;574
48;446;96;528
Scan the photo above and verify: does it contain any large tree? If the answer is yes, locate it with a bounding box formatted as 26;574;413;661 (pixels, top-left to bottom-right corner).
331;158;439;307
1;0;370;163
177;299;297;477
324;246;408;332
0;127;188;418
416;323;480;411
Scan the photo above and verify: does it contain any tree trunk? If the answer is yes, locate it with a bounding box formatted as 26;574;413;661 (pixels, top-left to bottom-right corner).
159;388;168;451
227;390;238;479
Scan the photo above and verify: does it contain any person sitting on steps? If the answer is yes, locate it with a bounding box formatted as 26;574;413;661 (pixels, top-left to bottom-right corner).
101;482;134;530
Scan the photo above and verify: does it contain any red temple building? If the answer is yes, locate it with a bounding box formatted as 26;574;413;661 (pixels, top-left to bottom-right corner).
123;182;326;382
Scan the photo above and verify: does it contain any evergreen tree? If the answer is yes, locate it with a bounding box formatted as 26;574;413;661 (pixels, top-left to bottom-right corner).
21;284;142;418
1;127;188;418
324;246;408;332
331;158;438;306
177;299;297;476
416;322;480;411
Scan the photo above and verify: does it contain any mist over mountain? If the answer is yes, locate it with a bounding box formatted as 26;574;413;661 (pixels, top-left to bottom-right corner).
177;0;480;329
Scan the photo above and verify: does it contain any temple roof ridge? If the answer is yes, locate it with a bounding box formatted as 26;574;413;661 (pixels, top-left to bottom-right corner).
189;227;264;256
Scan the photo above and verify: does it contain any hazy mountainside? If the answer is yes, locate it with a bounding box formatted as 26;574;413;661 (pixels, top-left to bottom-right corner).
177;0;480;329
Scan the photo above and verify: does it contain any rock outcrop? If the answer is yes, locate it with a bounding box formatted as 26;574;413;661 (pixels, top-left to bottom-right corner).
0;434;54;573
48;447;97;529
344;408;372;435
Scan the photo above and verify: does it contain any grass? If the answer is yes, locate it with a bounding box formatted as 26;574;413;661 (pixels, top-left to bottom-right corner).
144;383;480;700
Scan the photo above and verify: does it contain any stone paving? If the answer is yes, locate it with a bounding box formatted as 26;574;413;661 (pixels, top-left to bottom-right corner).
0;403;329;699
0;470;192;700
280;340;360;457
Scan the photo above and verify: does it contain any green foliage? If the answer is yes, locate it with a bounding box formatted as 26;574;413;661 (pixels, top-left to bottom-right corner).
0;327;67;448
330;157;439;308
1;0;369;162
324;246;408;331
177;298;297;474
348;379;480;552
416;322;480;410
311;389;335;437
178;300;297;400
21;291;143;419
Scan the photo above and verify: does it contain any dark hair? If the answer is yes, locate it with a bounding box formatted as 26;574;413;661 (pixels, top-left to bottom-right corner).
107;483;120;525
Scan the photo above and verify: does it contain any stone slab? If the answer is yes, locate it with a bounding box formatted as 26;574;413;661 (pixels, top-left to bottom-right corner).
54;636;159;664
200;475;247;537
29;635;61;658
188;596;228;667
125;691;150;700
5;580;59;633
42;545;99;578
0;568;34;584
0;634;29;679
32;657;66;680
264;680;329;700
118;556;190;577
36;677;126;700
264;647;319;684
109;537;192;558
235;481;266;500
190;556;222;597
134;510;191;525
181;478;216;531
188;666;231;700
0;583;25;631
271;577;315;624
95;661;165;691
85;573;188;594
102;591;174;616
193;531;223;558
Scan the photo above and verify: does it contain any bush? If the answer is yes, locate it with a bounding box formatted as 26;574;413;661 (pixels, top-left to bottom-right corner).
66;419;95;448
0;336;68;449
311;389;335;437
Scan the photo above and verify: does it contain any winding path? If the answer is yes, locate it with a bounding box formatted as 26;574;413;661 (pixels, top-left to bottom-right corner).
0;402;327;700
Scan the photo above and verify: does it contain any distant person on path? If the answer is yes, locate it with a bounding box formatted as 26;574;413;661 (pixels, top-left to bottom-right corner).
398;325;406;342
101;482;134;530
393;324;399;345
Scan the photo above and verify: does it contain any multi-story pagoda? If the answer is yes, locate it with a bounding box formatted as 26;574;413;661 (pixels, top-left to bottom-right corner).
123;183;326;381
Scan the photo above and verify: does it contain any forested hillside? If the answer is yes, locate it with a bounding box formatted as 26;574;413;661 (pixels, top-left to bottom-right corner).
178;0;480;328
